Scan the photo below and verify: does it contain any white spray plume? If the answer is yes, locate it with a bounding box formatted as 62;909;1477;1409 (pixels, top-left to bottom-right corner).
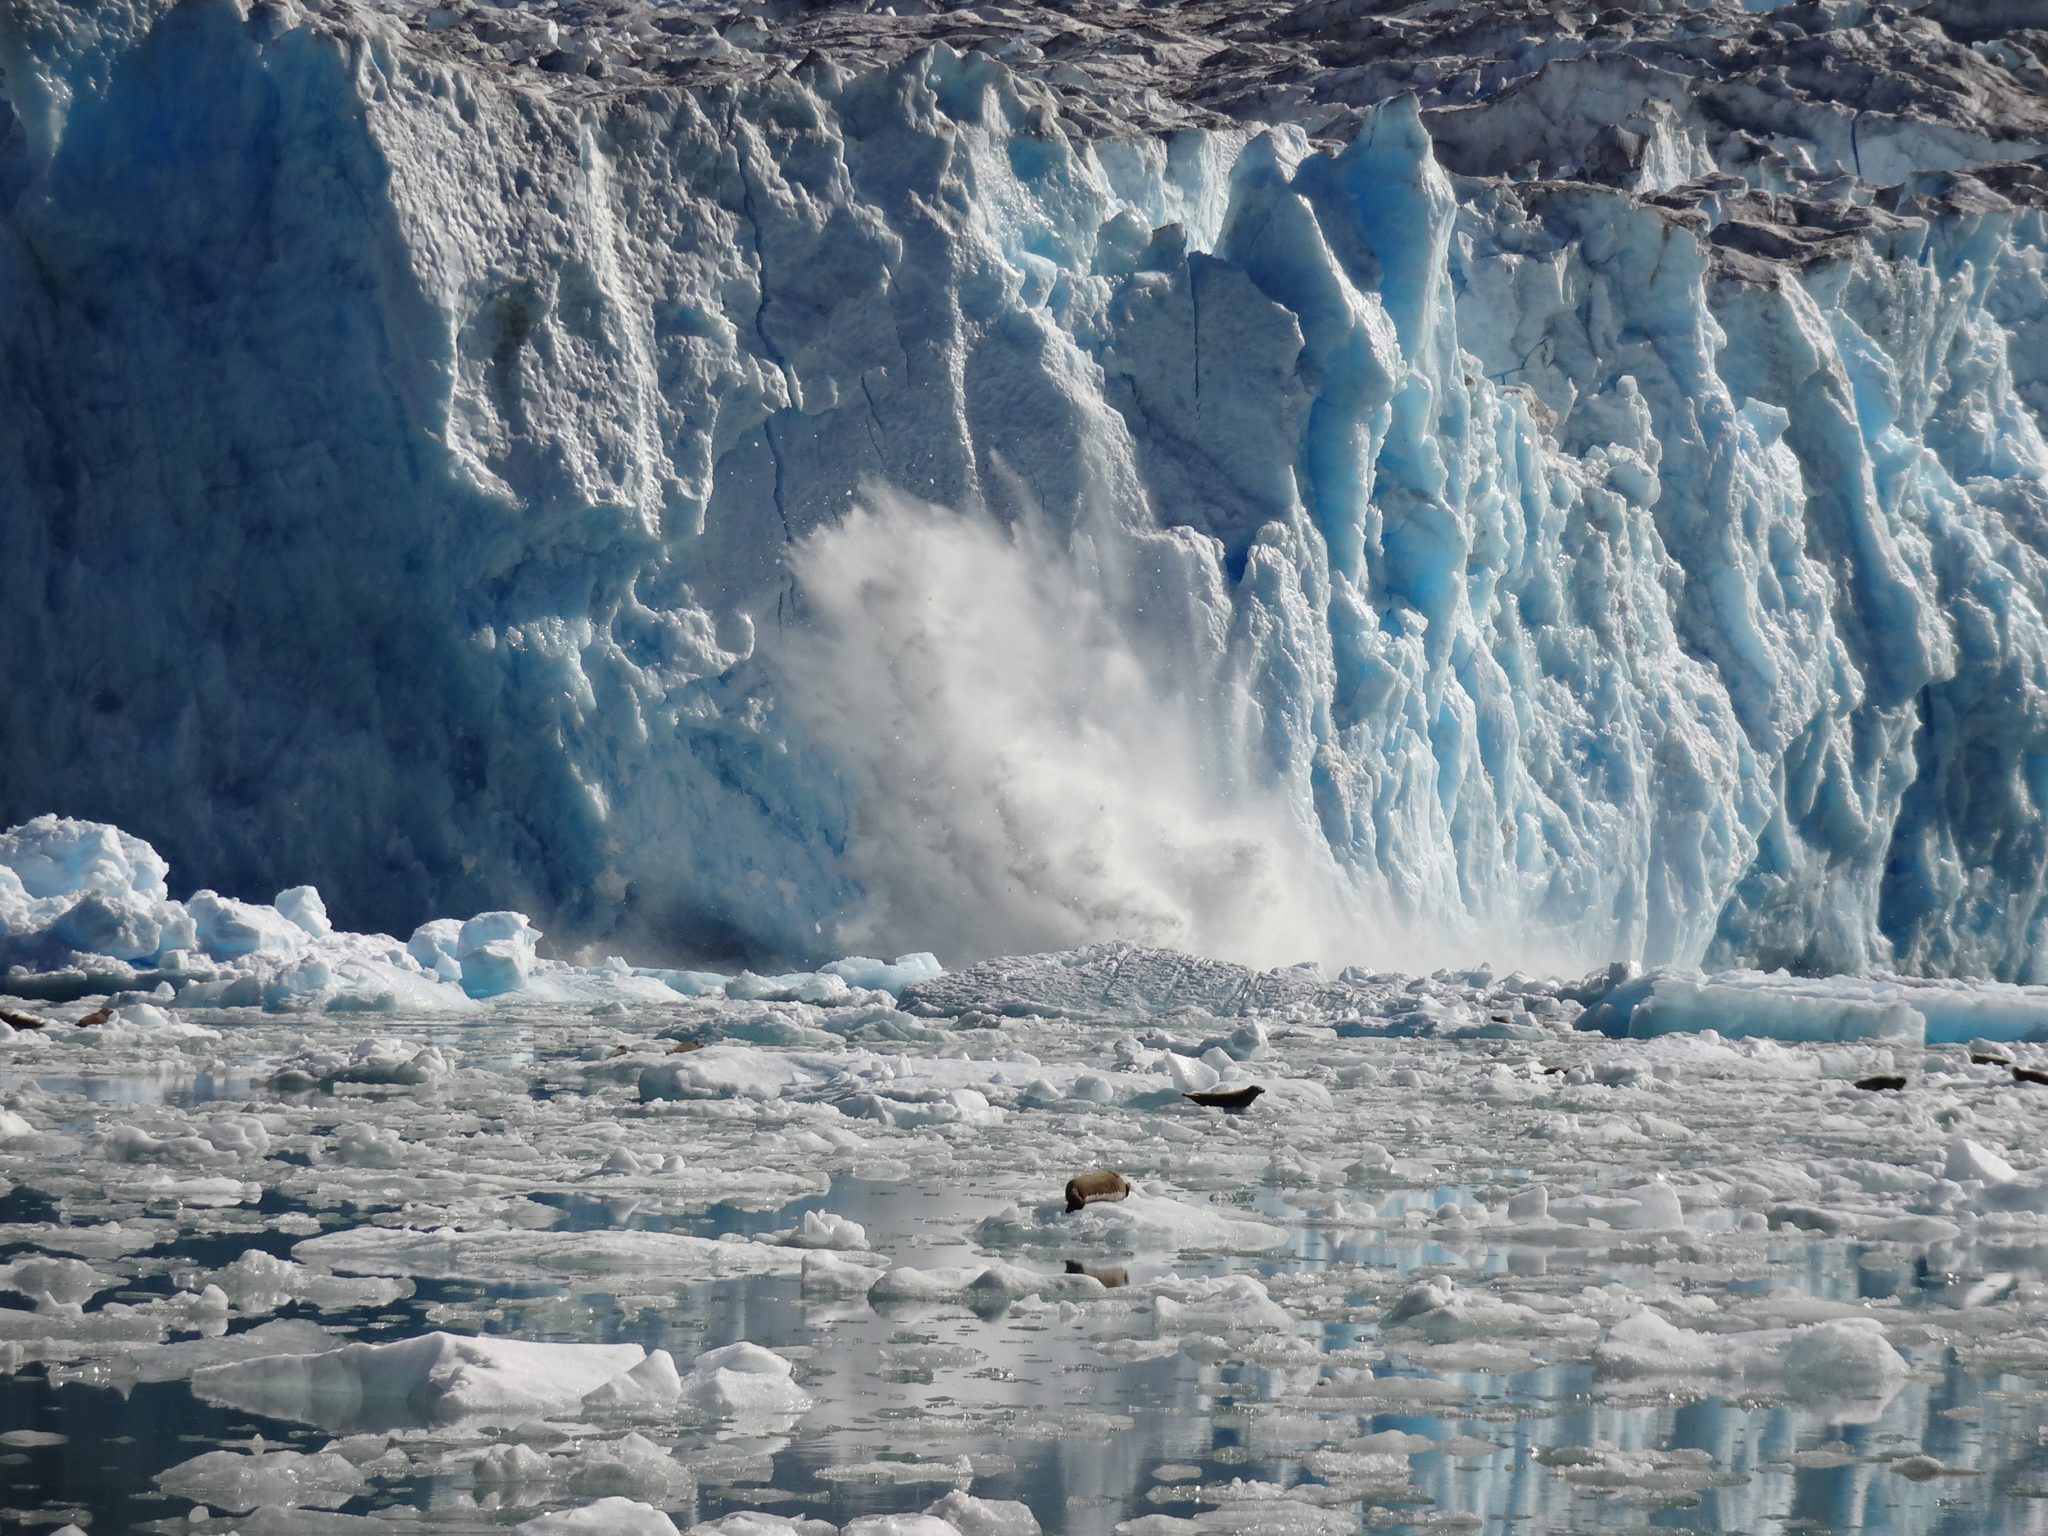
772;486;1382;969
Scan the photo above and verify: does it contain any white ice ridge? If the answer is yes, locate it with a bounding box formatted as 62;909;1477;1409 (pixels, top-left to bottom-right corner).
3;1;2047;976
0;814;935;1011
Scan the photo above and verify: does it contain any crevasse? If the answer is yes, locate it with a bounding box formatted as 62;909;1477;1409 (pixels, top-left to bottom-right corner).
3;0;2046;976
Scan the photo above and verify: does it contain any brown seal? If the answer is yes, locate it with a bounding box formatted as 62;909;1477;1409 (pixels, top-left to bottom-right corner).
75;1006;113;1028
2014;1066;2048;1086
0;1008;48;1031
1065;1168;1131;1213
1064;1259;1130;1288
1853;1074;1906;1091
1184;1084;1265;1112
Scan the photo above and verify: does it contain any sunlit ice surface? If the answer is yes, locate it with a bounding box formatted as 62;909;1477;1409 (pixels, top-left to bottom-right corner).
7;985;2048;1536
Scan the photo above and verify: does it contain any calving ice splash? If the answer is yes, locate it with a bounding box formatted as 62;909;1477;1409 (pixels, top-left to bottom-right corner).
4;0;2047;978
6;812;2048;1050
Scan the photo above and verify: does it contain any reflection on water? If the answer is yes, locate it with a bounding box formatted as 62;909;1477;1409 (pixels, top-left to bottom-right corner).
11;1006;2048;1536
8;1171;2048;1534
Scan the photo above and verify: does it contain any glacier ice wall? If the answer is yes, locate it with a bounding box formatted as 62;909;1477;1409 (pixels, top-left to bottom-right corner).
3;0;2047;975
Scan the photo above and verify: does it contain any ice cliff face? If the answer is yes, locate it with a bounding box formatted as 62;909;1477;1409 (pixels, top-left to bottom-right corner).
3;0;2046;976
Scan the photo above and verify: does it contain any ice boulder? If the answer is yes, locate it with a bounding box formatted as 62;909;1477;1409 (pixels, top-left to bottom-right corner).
52;888;185;963
820;954;945;993
515;1500;682;1535
188;890;309;960
676;1342;811;1424
456;911;540;999
0;817;186;966
407;918;465;982
924;1491;1041;1536
1595;1309;1905;1408
192;1330;648;1428
583;1349;684;1411
1583;972;1926;1044
0;815;168;905
761;1211;870;1251
275;886;333;939
155;1447;365;1514
845;1518;963;1536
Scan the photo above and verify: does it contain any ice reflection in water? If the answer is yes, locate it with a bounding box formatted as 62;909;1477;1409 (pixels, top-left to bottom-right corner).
8;1024;2048;1534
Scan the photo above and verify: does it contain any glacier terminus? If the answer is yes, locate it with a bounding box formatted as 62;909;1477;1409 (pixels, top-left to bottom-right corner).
4;0;2047;977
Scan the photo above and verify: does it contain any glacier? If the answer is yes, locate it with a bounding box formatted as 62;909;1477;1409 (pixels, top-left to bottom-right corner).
3;0;2048;977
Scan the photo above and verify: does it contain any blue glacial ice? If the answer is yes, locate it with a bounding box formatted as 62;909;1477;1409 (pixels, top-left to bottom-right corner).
3;0;2047;981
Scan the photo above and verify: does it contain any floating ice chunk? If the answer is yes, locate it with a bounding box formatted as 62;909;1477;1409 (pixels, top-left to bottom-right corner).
1891;1455;1978;1480
1587;972;1925;1043
273;1037;451;1089
838;1086;1002;1128
1549;1181;1683;1230
194;1331;648;1428
800;1251;891;1294
332;1124;407;1168
0;1254;105;1313
603;1146;684;1177
761;1210;869;1250
975;1192;1285;1254
1149;1275;1293;1336
583;1349;683;1410
870;1262;1106;1307
557;1433;695;1500
156;1447;365;1513
1164;1052;1220;1093
100;1114;268;1166
844;1516;964;1536
1066;1073;1117;1105
295;1227;802;1285
80;1002;217;1040
275;887;333;939
188;891;309;961
406;919;465;982
201;1252;409;1317
1935;1138;2048;1215
1379;1276;1580;1343
640;967;734;998
53;888;179;962
821;953;944;993
0;816;168;905
106;1171;259;1207
1946;1137;2019;1185
925;1491;1041;1536
691;1513;836;1536
119;1317;345;1386
514;1500;682;1535
473;1443;554;1488
1202;1021;1268;1061
637;1044;820;1102
1595;1309;1905;1406
677;1341;811;1423
1537;1444;1731;1496
817;1456;974;1488
456;912;539;999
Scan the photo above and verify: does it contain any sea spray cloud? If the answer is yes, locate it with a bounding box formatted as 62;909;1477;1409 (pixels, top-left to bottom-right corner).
772;488;1367;969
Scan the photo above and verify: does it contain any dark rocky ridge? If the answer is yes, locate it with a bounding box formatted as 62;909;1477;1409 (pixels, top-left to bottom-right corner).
274;0;2048;282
